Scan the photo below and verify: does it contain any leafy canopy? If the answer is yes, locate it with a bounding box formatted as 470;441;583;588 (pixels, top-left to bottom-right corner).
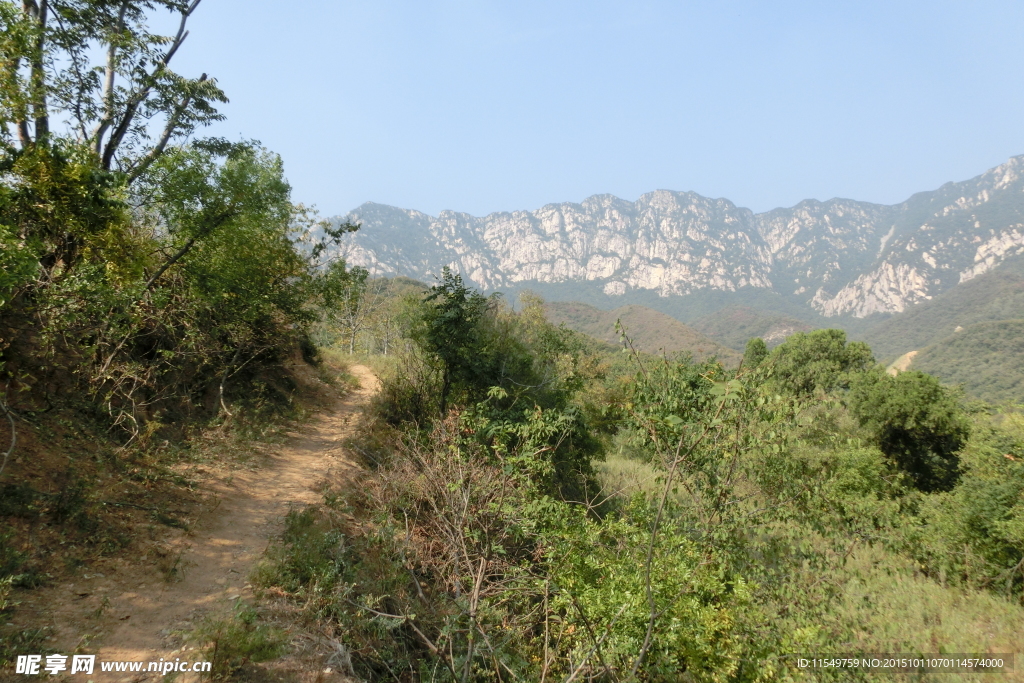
767;328;874;397
849;369;970;492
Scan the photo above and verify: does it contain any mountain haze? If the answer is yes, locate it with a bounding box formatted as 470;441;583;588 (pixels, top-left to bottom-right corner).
333;156;1024;322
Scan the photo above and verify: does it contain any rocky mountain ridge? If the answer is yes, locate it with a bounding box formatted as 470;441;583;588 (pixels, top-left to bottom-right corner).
332;155;1024;319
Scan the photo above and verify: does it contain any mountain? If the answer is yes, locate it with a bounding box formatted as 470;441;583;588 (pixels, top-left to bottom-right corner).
331;156;1024;323
902;320;1024;404
543;302;742;365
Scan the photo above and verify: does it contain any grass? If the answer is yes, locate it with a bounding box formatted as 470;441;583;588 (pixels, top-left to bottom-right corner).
829;544;1024;682
190;603;288;680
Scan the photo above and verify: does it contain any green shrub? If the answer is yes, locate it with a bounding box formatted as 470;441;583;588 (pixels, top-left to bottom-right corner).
767;329;874;397
849;370;970;492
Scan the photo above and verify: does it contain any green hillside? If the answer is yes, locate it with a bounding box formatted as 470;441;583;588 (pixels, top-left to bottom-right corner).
691;305;812;351
909;319;1024;404
543;301;742;365
859;261;1024;361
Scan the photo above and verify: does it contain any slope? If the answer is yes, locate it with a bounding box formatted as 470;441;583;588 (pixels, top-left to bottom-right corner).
908;320;1024;404
690;305;812;351
544;301;742;365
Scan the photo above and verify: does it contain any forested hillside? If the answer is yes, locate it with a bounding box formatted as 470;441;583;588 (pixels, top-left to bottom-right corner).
858;258;1024;361
909;320;1024;404
690;305;812;351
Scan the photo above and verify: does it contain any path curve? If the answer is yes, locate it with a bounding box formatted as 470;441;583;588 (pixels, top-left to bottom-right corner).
42;365;376;682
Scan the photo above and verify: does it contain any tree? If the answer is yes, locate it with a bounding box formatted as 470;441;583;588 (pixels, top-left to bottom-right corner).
848;370;969;492
767;329;874;397
1;0;226;290
418;267;492;415
329;264;369;354
742;337;768;369
1;0;225;175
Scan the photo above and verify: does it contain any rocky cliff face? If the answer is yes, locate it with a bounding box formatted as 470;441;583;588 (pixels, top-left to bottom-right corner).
330;155;1024;319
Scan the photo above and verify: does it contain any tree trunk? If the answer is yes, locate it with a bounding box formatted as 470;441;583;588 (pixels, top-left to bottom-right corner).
440;367;451;416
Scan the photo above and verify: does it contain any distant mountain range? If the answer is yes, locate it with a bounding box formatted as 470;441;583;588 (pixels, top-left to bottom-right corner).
331;155;1024;321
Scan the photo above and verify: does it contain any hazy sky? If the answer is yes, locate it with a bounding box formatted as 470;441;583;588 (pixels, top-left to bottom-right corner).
172;0;1024;218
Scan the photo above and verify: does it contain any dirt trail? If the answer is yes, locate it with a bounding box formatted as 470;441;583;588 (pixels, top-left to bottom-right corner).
20;365;376;682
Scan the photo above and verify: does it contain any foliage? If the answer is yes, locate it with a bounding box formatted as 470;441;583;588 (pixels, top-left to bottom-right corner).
0;0;226;171
742;337;768;368
258;280;1024;681
767;328;874;397
849;370;970;492
907;411;1024;594
416;267;496;414
543;300;742;365
691;305;812;352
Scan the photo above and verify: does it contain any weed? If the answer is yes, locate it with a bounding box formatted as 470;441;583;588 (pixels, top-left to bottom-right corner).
0;483;44;518
191;603;287;679
0;626;51;669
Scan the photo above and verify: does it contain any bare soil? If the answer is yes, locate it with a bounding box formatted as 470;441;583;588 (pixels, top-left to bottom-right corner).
7;365;377;682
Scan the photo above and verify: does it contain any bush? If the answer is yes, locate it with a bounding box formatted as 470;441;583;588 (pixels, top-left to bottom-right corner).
193;603;287;679
849;370;970;492
908;411;1024;594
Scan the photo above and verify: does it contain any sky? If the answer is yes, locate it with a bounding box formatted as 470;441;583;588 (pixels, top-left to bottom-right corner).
171;0;1024;218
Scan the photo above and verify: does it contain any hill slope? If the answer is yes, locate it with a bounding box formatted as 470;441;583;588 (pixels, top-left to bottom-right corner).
690;306;812;351
544;301;742;365
908;320;1024;404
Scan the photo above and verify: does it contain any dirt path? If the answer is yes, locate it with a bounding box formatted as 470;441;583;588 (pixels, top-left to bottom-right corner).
18;365;376;682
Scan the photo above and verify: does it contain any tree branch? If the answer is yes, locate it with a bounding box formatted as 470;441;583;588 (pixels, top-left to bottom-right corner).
124;80;200;184
101;0;202;169
143;208;233;291
92;0;129;154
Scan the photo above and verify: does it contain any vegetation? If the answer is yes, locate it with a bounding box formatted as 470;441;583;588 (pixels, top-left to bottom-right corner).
692;305;812;351
763;328;874;397
4;2;1024;680
255;271;1024;681
858;263;1024;362
0;0;365;660
911;319;1024;405
848;370;970;492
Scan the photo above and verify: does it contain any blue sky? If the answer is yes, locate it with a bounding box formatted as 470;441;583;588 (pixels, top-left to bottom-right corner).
173;0;1024;218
